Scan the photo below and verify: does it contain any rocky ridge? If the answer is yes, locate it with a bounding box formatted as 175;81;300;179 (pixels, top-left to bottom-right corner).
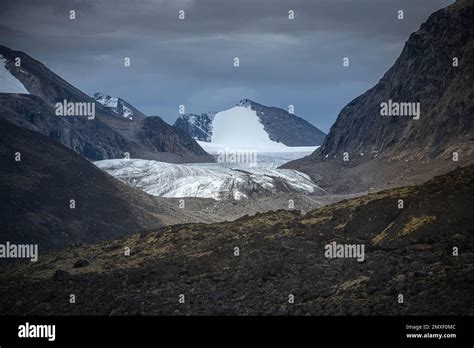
0;45;214;163
0;165;472;315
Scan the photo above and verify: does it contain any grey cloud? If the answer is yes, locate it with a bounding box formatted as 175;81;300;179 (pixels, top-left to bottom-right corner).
0;0;453;131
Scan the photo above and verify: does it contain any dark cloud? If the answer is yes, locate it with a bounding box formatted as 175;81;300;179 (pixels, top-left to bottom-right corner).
0;0;453;131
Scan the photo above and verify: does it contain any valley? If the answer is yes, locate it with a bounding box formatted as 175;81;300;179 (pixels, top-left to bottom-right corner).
0;166;472;315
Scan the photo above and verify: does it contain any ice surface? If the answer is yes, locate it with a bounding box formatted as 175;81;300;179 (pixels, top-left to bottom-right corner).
95;158;325;200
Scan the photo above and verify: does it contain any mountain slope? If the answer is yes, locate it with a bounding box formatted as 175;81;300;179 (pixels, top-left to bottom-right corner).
174;99;326;149
0;118;165;250
283;0;474;192
174;112;215;142
237;99;326;146
1;164;472;315
0;45;214;163
0;45;93;106
0;93;132;160
137;115;213;163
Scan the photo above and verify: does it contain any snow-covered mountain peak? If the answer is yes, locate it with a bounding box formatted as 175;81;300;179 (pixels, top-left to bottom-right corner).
174;99;326;152
93;92;135;120
236;98;255;108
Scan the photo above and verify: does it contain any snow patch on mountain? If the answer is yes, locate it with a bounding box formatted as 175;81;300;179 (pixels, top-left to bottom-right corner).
0;55;29;94
198;105;318;153
212;106;277;147
95;158;325;200
93;92;134;120
94;93;118;108
174;101;323;152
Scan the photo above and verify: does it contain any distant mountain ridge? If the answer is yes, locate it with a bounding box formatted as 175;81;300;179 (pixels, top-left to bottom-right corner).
0;45;214;163
93;92;146;121
174;99;326;147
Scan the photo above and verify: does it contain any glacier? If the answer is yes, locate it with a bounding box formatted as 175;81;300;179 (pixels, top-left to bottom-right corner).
95;158;326;200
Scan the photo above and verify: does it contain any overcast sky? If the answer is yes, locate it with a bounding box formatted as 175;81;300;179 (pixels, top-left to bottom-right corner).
0;0;453;131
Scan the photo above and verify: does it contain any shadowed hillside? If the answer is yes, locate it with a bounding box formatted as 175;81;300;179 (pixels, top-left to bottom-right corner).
1;165;472;315
0;118;166;250
283;0;474;193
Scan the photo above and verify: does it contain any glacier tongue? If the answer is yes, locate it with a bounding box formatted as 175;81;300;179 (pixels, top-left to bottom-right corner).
0;55;29;94
95;159;325;200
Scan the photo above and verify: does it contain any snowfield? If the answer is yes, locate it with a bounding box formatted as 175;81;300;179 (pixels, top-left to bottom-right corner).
0;55;29;94
95;159;325;200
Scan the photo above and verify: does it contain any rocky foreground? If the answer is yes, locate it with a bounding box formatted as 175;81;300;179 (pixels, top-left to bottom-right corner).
0;165;473;315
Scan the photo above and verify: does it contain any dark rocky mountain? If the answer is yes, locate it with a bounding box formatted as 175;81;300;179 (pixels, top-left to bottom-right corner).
0;118;165;250
174;99;326;146
137;116;214;162
0;46;93;106
1;164;472;315
93;92;146;121
0;45;214;163
0;93;130;160
283;0;474;192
